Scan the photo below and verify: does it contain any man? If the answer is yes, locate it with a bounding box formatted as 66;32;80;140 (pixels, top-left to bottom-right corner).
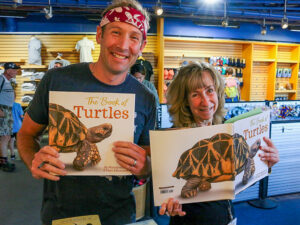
17;1;156;224
0;62;20;172
131;62;159;108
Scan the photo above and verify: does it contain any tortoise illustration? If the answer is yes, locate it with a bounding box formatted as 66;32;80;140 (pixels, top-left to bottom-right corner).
172;133;261;198
48;103;112;171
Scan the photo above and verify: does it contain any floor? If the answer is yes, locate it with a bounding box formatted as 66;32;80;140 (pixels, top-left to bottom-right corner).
1;155;300;225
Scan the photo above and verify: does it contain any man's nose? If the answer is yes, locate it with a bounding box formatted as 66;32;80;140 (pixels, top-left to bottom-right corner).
117;34;129;50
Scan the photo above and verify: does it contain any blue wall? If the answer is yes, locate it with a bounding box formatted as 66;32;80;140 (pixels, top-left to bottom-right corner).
164;18;300;43
1;16;299;44
0;15;157;34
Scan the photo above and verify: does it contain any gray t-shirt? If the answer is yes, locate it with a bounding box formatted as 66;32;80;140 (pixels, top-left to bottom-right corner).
0;75;14;107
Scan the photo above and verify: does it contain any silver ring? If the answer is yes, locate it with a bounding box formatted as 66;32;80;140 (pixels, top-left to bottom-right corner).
132;159;137;167
38;161;46;169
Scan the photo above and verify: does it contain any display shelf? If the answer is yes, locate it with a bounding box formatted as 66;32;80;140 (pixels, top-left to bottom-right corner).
277;59;298;64
252;58;275;62
47;48;75;53
275;90;297;94
21;64;48;69
0;58;25;63
21;102;29;107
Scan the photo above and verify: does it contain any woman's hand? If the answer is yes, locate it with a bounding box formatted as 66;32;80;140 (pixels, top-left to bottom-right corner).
159;198;186;217
258;136;279;168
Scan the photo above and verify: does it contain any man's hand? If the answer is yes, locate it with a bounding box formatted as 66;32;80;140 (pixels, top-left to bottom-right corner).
112;141;150;177
31;146;67;181
159;198;186;217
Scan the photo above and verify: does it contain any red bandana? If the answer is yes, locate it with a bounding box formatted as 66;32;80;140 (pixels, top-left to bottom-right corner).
100;6;148;40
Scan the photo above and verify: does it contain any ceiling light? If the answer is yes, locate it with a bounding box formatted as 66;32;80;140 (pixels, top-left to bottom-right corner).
13;0;22;3
155;1;163;16
281;0;288;29
221;0;228;27
281;17;288;29
270;25;275;31
43;6;53;19
261;18;267;35
222;17;228;27
261;26;267;35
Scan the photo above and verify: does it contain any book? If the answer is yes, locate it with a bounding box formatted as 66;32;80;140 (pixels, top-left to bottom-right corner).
49;91;135;176
150;109;270;206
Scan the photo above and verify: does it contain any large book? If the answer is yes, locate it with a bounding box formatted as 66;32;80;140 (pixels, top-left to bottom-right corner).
49;91;135;176
150;109;270;206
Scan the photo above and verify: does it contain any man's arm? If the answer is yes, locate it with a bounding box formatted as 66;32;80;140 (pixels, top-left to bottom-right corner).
17;113;66;181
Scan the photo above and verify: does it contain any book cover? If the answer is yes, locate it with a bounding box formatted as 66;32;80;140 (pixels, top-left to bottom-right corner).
49;91;135;176
150;109;270;206
232;110;270;194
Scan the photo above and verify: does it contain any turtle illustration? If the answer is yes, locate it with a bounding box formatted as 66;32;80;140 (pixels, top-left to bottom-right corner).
48;103;113;171
172;133;261;198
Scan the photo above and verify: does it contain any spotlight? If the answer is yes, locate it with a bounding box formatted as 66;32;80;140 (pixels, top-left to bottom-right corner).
222;17;228;27
43;6;53;19
281;17;288;29
221;1;228;27
261;18;267;35
281;0;288;29
261;26;267;35
155;2;163;16
13;0;22;3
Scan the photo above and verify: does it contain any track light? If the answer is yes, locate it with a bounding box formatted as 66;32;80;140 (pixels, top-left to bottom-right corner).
261;26;267;35
43;6;53;19
155;1;163;16
281;17;288;29
281;0;288;29
221;0;228;27
261;18;267;35
222;17;228;27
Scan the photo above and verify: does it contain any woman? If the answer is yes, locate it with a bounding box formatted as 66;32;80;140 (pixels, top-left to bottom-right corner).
159;61;279;225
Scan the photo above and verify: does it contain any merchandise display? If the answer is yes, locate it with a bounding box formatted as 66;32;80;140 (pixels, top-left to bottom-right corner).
75;37;95;63
269;100;300;121
28;36;42;65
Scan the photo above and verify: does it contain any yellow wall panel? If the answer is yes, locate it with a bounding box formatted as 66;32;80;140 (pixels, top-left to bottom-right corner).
0;34;158;106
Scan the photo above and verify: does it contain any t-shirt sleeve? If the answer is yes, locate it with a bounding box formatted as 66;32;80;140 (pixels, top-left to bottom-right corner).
75;41;80;51
26;71;51;125
138;94;156;146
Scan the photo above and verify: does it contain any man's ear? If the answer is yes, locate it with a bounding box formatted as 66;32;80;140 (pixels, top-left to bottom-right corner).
139;40;147;54
96;25;102;44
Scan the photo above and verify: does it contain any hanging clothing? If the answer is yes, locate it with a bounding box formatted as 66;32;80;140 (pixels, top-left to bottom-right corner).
75;37;95;62
28;37;42;65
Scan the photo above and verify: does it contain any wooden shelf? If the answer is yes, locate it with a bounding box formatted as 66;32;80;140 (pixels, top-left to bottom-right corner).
21;65;48;69
0;58;25;63
277;60;299;64
253;58;275;62
21;91;35;94
275;90;297;94
47;48;75;53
